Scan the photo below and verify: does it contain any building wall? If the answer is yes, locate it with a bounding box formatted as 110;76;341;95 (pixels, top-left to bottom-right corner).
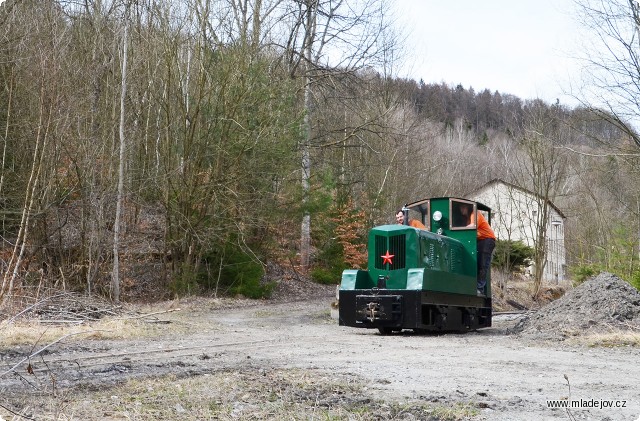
469;182;566;282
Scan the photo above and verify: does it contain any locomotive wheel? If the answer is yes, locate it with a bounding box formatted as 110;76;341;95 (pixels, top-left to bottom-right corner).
378;327;394;335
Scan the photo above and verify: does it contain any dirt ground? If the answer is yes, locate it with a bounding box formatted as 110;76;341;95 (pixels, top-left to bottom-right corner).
1;275;640;420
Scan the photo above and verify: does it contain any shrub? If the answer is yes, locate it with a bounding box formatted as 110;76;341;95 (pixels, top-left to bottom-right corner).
169;264;200;296
211;245;271;299
311;199;368;286
173;240;273;299
492;239;534;272
630;271;640;291
310;266;342;285
570;264;600;286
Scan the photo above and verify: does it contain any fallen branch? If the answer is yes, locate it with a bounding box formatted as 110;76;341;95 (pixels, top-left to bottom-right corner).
0;402;36;421
120;308;181;320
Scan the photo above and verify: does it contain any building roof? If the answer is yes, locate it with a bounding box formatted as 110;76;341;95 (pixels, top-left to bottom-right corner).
466;178;567;219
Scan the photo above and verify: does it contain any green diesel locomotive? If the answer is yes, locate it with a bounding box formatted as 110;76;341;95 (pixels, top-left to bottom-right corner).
338;197;492;334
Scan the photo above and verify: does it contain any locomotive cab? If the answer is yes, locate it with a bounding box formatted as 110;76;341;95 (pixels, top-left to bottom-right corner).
338;197;492;334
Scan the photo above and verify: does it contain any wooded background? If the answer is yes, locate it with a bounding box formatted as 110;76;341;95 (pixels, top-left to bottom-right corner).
0;0;638;303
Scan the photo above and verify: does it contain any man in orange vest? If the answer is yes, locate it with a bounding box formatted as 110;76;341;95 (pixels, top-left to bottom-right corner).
461;205;496;296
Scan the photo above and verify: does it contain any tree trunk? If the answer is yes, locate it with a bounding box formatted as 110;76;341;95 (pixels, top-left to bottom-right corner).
299;2;316;271
112;9;129;303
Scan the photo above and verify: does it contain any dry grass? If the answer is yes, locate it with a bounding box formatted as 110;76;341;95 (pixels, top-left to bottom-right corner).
0;293;215;349
6;368;479;421
0;319;168;348
567;329;640;347
0;312;187;348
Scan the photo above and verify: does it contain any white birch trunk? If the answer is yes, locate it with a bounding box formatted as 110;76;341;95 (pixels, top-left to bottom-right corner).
112;11;128;303
299;3;317;271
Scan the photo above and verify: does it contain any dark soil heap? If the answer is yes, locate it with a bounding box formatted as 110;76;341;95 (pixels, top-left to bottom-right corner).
265;262;336;302
510;272;640;340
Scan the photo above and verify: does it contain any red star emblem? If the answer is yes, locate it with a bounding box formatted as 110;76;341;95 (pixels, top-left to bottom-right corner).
381;250;394;265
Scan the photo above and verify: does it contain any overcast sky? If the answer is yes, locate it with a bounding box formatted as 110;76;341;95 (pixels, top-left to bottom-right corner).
393;0;583;106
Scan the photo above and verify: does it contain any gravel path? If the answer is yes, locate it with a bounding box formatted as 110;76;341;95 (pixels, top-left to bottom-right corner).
2;284;640;420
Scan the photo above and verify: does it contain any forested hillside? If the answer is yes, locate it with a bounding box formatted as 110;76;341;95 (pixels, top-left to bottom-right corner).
0;0;638;303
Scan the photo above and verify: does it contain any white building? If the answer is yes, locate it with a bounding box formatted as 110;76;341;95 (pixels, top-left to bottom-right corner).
467;179;566;283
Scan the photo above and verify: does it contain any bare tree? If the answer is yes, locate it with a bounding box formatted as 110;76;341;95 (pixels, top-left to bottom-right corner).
573;0;640;152
112;3;130;303
511;103;569;296
566;0;640;284
0;1;72;302
282;0;399;270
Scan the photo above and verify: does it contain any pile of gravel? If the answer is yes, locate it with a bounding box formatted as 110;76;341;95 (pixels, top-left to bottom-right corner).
510;272;640;340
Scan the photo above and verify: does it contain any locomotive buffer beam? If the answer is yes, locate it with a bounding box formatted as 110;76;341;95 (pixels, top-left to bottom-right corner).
355;295;402;323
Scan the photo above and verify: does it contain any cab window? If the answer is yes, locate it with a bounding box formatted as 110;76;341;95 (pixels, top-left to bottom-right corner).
405;199;430;231
450;199;476;230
